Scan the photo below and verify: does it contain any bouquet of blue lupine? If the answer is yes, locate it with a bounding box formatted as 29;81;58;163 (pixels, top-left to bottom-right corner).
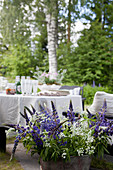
7;100;113;162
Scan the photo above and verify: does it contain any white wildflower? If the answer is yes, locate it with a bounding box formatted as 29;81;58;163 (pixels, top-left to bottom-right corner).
6;128;15;138
62;152;67;159
60;132;66;138
99;126;108;130
77;148;84;156
45;142;51;148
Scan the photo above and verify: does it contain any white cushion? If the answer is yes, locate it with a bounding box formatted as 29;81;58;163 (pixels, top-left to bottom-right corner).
88;91;113;116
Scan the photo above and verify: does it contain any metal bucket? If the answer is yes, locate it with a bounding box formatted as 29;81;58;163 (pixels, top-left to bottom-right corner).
40;155;91;170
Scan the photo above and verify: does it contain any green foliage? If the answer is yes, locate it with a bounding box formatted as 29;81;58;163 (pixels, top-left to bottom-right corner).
0;0;34;78
85;0;113;38
0;0;32;45
57;21;113;87
1;44;35;78
84;84;112;105
57;42;79;84
91;156;113;170
1;0;113;89
72;21;113;86
32;34;48;71
0;152;24;170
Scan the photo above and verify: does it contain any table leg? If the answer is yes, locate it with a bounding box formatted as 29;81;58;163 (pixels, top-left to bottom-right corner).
0;127;6;152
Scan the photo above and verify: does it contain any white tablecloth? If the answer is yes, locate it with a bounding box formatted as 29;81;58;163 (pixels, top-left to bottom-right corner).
0;94;82;126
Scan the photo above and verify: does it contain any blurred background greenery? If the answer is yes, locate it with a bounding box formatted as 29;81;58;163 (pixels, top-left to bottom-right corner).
1;0;113;102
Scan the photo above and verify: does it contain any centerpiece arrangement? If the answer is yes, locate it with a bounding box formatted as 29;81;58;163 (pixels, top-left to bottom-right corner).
7;100;113;170
32;67;66;92
33;67;66;85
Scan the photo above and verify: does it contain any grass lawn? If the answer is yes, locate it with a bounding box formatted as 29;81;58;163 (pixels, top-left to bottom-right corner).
91;157;113;170
0;152;24;170
0;136;24;170
6;136;16;144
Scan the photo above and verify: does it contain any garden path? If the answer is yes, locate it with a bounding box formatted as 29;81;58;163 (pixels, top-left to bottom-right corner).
7;143;40;170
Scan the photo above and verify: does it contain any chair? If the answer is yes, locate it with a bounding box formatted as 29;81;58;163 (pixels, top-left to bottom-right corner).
87;91;113;119
59;85;86;110
0;126;9;152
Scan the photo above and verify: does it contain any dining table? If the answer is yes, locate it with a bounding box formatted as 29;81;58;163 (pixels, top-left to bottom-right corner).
0;93;83;152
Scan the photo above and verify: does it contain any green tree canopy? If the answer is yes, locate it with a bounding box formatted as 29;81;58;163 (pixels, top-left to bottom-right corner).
72;21;113;86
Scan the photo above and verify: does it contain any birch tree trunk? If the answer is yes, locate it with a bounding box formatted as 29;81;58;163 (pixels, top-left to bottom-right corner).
46;12;57;79
67;0;71;44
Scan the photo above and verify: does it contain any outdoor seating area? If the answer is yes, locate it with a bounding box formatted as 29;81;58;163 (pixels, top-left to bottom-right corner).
1;1;113;169
0;79;83;153
3;89;113;170
1;75;113;170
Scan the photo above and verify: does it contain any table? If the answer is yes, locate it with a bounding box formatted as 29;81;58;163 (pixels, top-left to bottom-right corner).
0;93;82;152
0;94;82;125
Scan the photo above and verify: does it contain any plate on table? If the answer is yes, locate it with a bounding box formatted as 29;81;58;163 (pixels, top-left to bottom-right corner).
38;90;70;96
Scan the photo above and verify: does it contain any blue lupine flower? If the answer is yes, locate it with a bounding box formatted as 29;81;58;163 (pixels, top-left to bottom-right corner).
92;80;95;87
89;99;113;138
67;100;76;124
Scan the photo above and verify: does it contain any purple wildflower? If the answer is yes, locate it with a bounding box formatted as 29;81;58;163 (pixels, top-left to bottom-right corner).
67;100;76;124
89;99;113;138
92;80;95;87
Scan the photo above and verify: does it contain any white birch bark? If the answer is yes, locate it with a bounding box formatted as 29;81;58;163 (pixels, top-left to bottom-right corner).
46;13;57;79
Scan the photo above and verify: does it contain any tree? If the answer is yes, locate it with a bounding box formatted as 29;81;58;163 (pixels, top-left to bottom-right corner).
83;0;113;35
34;0;86;78
0;0;34;77
2;44;34;78
0;0;32;45
72;21;113;86
45;1;58;77
33;0;58;78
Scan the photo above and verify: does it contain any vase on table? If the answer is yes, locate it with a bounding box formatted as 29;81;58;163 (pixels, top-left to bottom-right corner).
40;155;91;170
38;84;61;91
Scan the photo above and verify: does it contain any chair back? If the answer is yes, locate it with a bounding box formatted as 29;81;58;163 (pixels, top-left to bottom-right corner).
88;91;113;118
59;85;83;96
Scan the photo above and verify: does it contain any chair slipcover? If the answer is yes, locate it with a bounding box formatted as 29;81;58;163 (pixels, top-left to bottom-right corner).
88;91;113;117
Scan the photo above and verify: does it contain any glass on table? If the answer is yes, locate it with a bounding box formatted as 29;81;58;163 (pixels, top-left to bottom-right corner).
21;76;25;80
21;77;32;95
29;80;33;95
21;79;26;95
24;79;32;95
32;80;38;95
26;76;30;80
1;79;8;93
0;77;3;92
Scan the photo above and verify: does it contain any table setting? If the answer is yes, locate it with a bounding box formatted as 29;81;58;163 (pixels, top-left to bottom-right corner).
0;76;83;127
0;76;83;154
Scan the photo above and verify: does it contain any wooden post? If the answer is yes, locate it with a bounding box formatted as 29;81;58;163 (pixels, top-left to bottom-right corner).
0;127;6;152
